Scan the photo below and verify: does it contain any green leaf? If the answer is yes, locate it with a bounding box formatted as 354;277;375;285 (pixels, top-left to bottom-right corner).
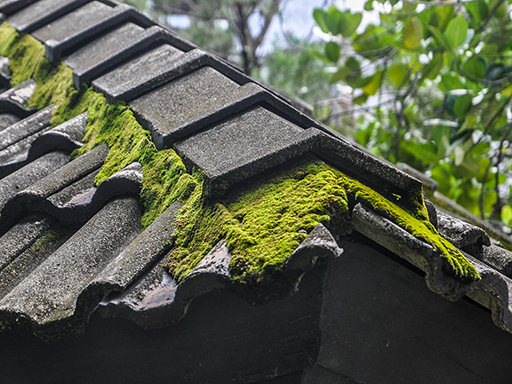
363;70;383;96
428;25;452;52
345;57;361;73
340;12;362;37
364;0;373;11
502;205;512;224
326;6;343;35
445;14;468;49
422;53;444;80
479;43;498;57
430;5;455;32
465;0;488;24
325;42;341;62
313;8;329;33
346;73;373;88
353;94;368;104
463;58;486;79
388;63;409;86
439;73;464;92
403;17;424;50
454;94;472;119
330;66;350;84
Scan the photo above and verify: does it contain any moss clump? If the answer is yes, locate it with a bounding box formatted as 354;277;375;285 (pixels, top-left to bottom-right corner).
340;174;480;283
0;24;52;86
33;230;61;252
166;161;351;284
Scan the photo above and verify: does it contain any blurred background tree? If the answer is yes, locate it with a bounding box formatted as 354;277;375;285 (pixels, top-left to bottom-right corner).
120;0;282;75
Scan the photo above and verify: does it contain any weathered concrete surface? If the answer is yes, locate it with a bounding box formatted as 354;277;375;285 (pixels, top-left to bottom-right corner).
481;239;512;278
92;43;184;101
437;211;491;259
176;106;321;196
0;105;52;151
0;197;141;335
66;23;186;89
7;0;88;33
0;151;69;212
0;79;36;118
0;114;19;131
0;0;37;15
32;2;153;63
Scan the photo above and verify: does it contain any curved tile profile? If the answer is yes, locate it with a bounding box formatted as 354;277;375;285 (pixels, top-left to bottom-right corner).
0;152;143;232
0;111;86;176
351;202;512;334
0;79;36;118
66;24;195;87
100;223;342;329
0;196;142;340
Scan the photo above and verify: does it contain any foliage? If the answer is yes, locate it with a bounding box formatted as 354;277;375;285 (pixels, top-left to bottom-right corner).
258;38;333;104
118;0;282;75
313;0;512;227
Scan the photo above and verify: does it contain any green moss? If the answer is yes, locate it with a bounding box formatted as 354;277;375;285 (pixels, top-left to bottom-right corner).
340;174;480;283
166;161;352;284
33;230;61;252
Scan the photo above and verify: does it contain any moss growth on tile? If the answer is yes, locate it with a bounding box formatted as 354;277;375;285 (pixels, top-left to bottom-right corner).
0;22;197;229
341;175;481;283
166;160;480;284
166;161;351;283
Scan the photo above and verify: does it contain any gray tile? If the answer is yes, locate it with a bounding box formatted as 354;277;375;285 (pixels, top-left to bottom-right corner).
92;43;184;101
130;66;241;145
0;196;141;327
66;24;187;88
0;0;41;16
0;151;70;210
0;79;36;118
32;2;153;63
0;113;20;131
7;0;89;33
0;105;53;151
176;106;321;195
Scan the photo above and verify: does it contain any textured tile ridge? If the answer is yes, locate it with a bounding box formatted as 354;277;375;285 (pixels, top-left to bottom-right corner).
7;0;91;34
0;109;85;177
66;23;196;88
28;1;154;63
0;0;37;15
0;196;142;340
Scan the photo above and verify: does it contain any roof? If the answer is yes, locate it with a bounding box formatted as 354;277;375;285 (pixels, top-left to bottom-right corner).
0;0;512;343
